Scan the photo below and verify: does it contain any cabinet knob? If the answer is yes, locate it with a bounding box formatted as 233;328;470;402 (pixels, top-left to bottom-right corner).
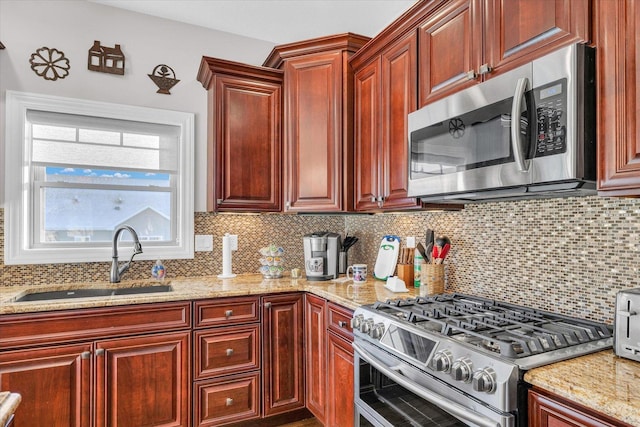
264;302;272;309
370;196;376;203
216;198;223;205
478;63;493;75
224;309;233;318
95;349;105;357
226;348;234;357
226;398;233;406
285;201;291;209
81;351;91;359
338;321;347;328
466;69;477;80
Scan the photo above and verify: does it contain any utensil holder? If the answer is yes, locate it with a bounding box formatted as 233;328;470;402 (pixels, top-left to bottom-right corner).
421;263;444;295
396;264;414;286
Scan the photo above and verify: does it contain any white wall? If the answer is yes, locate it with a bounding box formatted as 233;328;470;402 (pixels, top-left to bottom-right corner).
0;0;275;211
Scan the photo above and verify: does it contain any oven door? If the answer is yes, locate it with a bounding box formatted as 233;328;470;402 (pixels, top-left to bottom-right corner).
353;341;515;427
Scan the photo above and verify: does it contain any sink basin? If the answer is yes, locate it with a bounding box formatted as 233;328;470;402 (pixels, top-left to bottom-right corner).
15;285;173;302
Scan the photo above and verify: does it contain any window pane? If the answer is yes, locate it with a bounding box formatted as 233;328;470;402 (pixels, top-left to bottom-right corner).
45;167;171;187
40;186;173;244
123;133;160;148
79;128;121;145
32;124;76;141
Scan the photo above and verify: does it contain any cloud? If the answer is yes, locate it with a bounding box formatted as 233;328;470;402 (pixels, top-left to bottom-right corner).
62;168;75;173
83;169;92;174
114;173;131;178
145;173;156;176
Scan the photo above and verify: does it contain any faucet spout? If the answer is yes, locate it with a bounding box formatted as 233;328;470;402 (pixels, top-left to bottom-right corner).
111;225;143;283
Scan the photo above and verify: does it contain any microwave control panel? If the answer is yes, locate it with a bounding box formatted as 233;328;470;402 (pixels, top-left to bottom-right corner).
533;79;567;157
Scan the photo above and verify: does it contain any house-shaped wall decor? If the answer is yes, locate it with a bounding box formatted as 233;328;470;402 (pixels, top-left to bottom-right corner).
87;40;125;75
0;42;5;49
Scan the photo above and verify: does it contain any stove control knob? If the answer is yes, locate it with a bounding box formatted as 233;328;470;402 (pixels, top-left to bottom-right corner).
369;323;385;339
351;314;364;330
360;318;375;334
472;368;496;393
430;350;453;373
451;358;473;383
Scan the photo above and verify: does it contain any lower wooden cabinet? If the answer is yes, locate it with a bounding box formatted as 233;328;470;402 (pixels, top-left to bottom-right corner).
0;302;191;427
529;388;630;427
327;331;355;427
262;293;305;416
0;343;92;427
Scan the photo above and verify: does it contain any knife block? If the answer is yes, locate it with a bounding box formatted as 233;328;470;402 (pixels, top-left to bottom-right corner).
396;264;413;287
421;264;444;295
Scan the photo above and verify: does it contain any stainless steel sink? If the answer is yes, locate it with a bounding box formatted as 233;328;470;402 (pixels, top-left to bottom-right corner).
15;285;173;302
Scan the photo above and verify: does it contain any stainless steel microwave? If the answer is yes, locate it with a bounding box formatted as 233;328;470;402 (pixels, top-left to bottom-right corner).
407;44;596;203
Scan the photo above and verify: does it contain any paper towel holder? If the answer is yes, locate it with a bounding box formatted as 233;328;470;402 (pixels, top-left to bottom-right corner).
218;233;238;278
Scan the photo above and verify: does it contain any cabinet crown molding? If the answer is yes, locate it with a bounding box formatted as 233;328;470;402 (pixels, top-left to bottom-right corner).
197;56;284;89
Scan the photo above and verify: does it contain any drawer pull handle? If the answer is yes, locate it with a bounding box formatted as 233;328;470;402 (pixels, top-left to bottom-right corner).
226;398;233;406
226;348;234;356
338;321;347;328
264;302;272;309
225;309;233;318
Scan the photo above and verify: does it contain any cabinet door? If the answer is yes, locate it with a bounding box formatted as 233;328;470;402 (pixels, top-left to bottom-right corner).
284;52;344;212
95;331;190;427
485;0;590;76
262;293;304;416
326;332;354;427
212;74;282;212
353;58;382;211
529;389;624;427
380;31;420;210
419;0;483;106
304;294;327;422
596;0;640;196
0;343;92;427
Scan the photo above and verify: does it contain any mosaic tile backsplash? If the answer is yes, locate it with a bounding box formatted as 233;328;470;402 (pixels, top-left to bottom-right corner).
2;195;639;324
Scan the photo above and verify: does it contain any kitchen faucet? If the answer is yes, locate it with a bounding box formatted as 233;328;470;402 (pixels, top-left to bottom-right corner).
110;225;143;283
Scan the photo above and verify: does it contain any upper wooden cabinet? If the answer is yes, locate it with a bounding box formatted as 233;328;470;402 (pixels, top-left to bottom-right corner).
596;0;640;196
352;31;420;211
197;57;283;212
264;34;370;212
418;0;590;105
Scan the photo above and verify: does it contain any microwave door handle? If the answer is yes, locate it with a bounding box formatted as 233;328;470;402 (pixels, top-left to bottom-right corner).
353;343;500;427
511;77;530;172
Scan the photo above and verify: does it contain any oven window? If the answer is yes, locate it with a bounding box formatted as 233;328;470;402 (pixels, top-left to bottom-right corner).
359;362;467;427
379;325;437;364
410;96;531;179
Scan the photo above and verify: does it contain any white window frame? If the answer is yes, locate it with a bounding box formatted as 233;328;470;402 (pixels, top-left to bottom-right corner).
4;91;195;265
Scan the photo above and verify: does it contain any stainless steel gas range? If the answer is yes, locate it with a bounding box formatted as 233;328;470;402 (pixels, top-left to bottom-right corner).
351;294;613;427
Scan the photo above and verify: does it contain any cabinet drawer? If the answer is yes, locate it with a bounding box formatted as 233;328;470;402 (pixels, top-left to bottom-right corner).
327;302;353;341
194;296;260;328
0;302;191;350
194;325;260;379
194;372;260;427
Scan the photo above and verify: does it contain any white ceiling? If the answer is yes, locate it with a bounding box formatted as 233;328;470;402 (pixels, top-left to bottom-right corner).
88;0;418;45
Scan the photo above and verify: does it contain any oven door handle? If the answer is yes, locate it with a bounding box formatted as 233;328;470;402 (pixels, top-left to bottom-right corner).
510;77;530;173
353;343;501;427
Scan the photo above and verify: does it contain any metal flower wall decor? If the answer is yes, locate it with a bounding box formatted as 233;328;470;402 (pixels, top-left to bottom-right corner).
148;64;180;94
29;46;70;81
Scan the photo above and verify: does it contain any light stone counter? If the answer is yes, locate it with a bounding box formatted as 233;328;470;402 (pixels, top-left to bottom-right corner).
525;350;640;426
0;274;422;315
0;391;21;426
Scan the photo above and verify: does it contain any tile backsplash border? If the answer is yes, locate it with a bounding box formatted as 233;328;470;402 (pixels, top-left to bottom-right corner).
2;195;639;324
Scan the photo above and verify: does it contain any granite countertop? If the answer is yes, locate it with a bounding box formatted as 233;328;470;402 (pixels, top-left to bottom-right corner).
525;350;640;426
0;392;21;426
0;273;423;315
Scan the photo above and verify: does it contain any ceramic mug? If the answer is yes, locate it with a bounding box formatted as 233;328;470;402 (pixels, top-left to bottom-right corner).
346;264;367;284
306;257;324;276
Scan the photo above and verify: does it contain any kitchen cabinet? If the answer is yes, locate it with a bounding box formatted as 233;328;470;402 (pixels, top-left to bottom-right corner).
193;297;261;427
264;34;369;212
352;30;420;211
529;388;631;427
262;293;304;416
418;0;590;105
326;303;354;427
0;302;191;427
595;0;640;196
304;294;327;423
197;57;283;212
